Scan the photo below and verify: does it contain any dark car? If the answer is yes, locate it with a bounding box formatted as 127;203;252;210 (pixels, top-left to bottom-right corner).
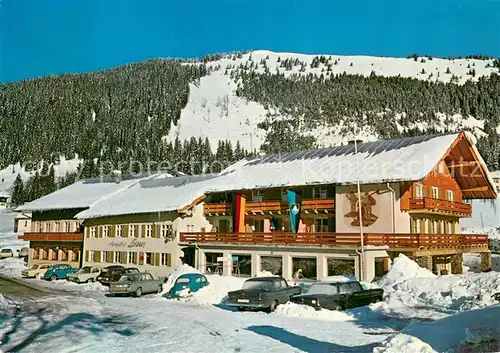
291;280;383;311
96;265;125;286
227;276;301;312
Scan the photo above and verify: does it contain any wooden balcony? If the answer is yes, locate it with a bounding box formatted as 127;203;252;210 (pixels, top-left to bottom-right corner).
409;198;472;216
203;203;232;215
18;232;84;242
204;198;335;215
180;232;488;250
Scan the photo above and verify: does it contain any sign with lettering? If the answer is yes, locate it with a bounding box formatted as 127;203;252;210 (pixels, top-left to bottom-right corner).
108;238;146;249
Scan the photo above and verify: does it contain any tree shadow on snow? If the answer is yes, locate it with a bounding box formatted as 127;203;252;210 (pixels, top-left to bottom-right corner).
0;306;137;352
246;325;379;353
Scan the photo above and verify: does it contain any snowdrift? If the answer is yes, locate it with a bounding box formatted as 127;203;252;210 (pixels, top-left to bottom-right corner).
273;302;354;322
375;254;500;320
375;305;500;353
0;257;27;277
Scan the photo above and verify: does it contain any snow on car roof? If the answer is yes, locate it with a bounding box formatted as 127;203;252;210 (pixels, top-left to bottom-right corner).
319;275;357;283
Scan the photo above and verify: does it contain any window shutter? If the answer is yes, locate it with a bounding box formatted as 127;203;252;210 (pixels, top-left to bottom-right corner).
123;224;129;238
97;251;101;263
167;253;172;267
139;252;145;265
120;252;126;264
85;250;89;262
107;251;113;263
98;226;103;238
155;224;161;239
109;225;116;238
154;253;160;266
141;225;146;238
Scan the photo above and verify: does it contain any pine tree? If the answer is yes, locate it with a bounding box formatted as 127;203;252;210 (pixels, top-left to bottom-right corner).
11;174;24;206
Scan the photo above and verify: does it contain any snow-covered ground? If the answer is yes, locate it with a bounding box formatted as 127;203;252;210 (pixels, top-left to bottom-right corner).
2;209;500;352
0;209;28;251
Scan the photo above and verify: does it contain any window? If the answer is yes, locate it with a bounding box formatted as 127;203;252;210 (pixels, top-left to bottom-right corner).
160;253;171;266
446;190;454;202
89;227;96;238
415;184;424;199
253;219;265;232
145;252;153;265
252;190;264;201
119;252;127;264
146;224;152;237
129;225;136;237
315;218;329;233
103;225;109;237
447;222;455;234
313;186;328;199
33;248;40;259
281;189;288;201
89;250;94;262
102;251;107;263
128;252;138;265
46;223;51;233
24;220;28;227
116;225;122;237
431;187;439;199
62;222;68;232
55;221;60;232
186;224;195;232
161;224;173;238
113;251;119;264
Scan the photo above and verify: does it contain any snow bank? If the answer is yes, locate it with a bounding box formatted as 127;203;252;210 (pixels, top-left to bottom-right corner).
47;280;108;293
373;334;437;353
0;257;27;277
273;302;354;322
185;274;246;305
375;255;500;320
0;293;11;313
397;305;500;353
161;264;201;294
254;270;279;277
377;254;436;288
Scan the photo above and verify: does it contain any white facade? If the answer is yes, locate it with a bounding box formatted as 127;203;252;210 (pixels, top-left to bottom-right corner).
82;204;211;278
14;212;32;233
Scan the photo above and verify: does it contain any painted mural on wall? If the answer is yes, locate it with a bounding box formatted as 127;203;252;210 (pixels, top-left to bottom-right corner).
344;191;379;227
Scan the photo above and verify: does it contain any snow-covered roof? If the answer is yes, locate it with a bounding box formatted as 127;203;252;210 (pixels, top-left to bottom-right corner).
17;174;151;212
76;173;218;219
203;133;461;192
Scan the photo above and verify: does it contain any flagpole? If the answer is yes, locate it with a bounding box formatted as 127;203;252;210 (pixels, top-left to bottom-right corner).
354;128;365;282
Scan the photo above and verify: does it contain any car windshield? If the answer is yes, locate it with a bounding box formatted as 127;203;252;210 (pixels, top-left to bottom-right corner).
1;249;11;253
242;280;273;291
306;283;339;295
78;267;91;273
30;265;40;270
176;277;190;284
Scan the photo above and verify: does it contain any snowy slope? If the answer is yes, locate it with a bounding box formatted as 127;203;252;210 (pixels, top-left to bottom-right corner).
168;50;499;152
0;157;81;201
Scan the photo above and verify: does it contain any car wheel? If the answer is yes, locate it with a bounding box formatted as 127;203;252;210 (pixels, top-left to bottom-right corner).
87;278;94;283
268;300;278;313
157;285;163;294
237;307;246;312
334;305;343;311
135;287;142;298
50;274;58;281
34;273;40;279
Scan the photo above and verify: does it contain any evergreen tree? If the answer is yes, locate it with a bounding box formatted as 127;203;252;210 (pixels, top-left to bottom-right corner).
11;174;24;206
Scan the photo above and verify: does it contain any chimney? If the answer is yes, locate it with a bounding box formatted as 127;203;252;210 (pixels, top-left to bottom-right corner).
347;139;364;145
111;170;122;184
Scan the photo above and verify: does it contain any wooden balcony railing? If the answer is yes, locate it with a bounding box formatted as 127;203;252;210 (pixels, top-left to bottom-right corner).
409;198;472;216
204;198;335;215
203;203;232;214
18;232;84;242
180;232;488;249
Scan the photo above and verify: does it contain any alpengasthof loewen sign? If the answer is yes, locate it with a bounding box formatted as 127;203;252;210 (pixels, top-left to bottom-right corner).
108;238;146;249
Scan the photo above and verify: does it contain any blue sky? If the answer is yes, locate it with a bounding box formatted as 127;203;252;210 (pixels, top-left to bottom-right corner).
1;0;499;83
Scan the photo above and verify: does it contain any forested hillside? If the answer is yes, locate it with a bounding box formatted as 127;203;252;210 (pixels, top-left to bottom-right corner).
1;51;499;204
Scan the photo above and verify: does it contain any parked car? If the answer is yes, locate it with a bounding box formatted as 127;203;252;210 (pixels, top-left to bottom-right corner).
0;248;14;259
67;266;103;284
227;276;301;312
109;272;164;297
163;273;209;298
96;265;125;286
43;264;78;281
21;264;52;278
18;247;30;258
97;266;139;286
290;279;384;311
